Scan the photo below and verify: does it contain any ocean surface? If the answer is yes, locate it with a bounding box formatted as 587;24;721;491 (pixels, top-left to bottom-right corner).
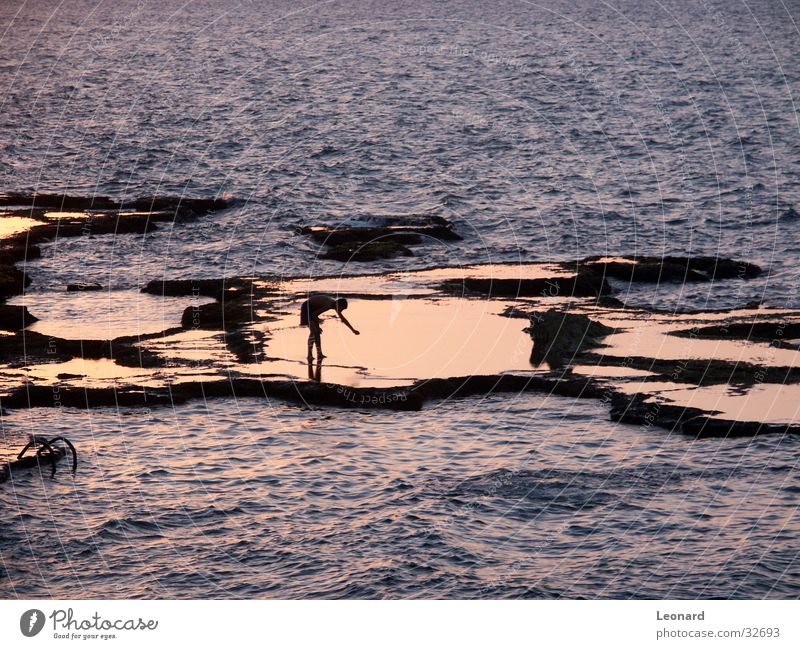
1;0;799;598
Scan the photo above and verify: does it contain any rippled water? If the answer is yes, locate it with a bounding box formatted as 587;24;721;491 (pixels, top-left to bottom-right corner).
2;395;799;598
2;0;800;598
3;0;800;305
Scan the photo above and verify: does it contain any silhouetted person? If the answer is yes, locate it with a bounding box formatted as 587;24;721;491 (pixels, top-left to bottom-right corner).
300;295;359;360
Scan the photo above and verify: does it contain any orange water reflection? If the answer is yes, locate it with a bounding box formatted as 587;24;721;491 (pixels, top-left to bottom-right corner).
241;297;535;386
0;215;42;239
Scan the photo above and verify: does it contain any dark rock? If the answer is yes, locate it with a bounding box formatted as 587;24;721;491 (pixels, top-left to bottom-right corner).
300;225;424;246
296;213;460;263
0;305;38;330
609;392;711;431
0;192;121;210
596;295;626;308
672;320;800;345
181;298;254;330
580;256;761;283
67;282;103;292
0;192;231;215
223;330;266;364
321;240;414;262
0;264;29;301
580;352;800;386
440;269;610;299
0;329;162;367
0;378;422;412
142;277;257;299
780;207;800;221
410;373;605;402
525;310;614;366
681;416;800;437
131;196;230;214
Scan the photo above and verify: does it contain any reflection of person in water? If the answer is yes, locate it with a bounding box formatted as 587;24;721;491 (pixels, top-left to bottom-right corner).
300;294;359;361
307;356;322;382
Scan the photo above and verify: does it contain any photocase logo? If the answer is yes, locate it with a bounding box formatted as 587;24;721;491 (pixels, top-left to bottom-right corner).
20;609;45;637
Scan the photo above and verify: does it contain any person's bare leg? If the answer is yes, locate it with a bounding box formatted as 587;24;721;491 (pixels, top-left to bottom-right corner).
307;329;315;360
314;328;325;358
308;320;325;361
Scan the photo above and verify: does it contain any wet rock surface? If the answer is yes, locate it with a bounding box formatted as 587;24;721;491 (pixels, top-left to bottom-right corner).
0;305;37;330
580;255;762;283
673;320;800;346
439;269;610;298
0;220;796;437
0;192;230;214
181;298;257;331
523;310;615;366
1;194;232;313
297;212;461;260
66;282;103;292
0;264;29;301
321;240;415;261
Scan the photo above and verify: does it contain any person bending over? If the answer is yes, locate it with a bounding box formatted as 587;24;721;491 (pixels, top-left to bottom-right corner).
300;294;359;360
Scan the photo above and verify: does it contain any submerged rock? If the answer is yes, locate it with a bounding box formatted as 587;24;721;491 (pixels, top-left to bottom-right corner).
321;240;414;261
67;282;103;292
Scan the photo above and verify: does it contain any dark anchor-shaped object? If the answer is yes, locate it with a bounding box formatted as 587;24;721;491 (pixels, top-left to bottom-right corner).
0;435;78;483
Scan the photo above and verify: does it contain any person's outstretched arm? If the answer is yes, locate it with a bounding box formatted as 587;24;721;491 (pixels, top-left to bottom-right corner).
338;312;360;335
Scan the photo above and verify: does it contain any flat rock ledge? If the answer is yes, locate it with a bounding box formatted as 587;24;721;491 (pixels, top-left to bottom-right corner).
440;269;611;298
1;193;232;303
579;255;761;283
610;393;800;438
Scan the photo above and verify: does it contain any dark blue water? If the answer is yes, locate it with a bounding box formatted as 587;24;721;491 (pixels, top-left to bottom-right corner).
1;0;799;598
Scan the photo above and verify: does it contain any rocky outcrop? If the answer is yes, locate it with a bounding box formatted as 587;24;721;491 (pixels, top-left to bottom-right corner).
0;264;29;302
440;269;610;299
142;277;259;299
181;298;255;330
580;352;800;386
0;329;164;367
0;305;38;330
67;282;103;292
525;310;614;366
0;194;232;306
579;256;761;283
672;320;800;347
609;392;800;438
297;213;460;261
0;378;422;412
0;192;230;214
